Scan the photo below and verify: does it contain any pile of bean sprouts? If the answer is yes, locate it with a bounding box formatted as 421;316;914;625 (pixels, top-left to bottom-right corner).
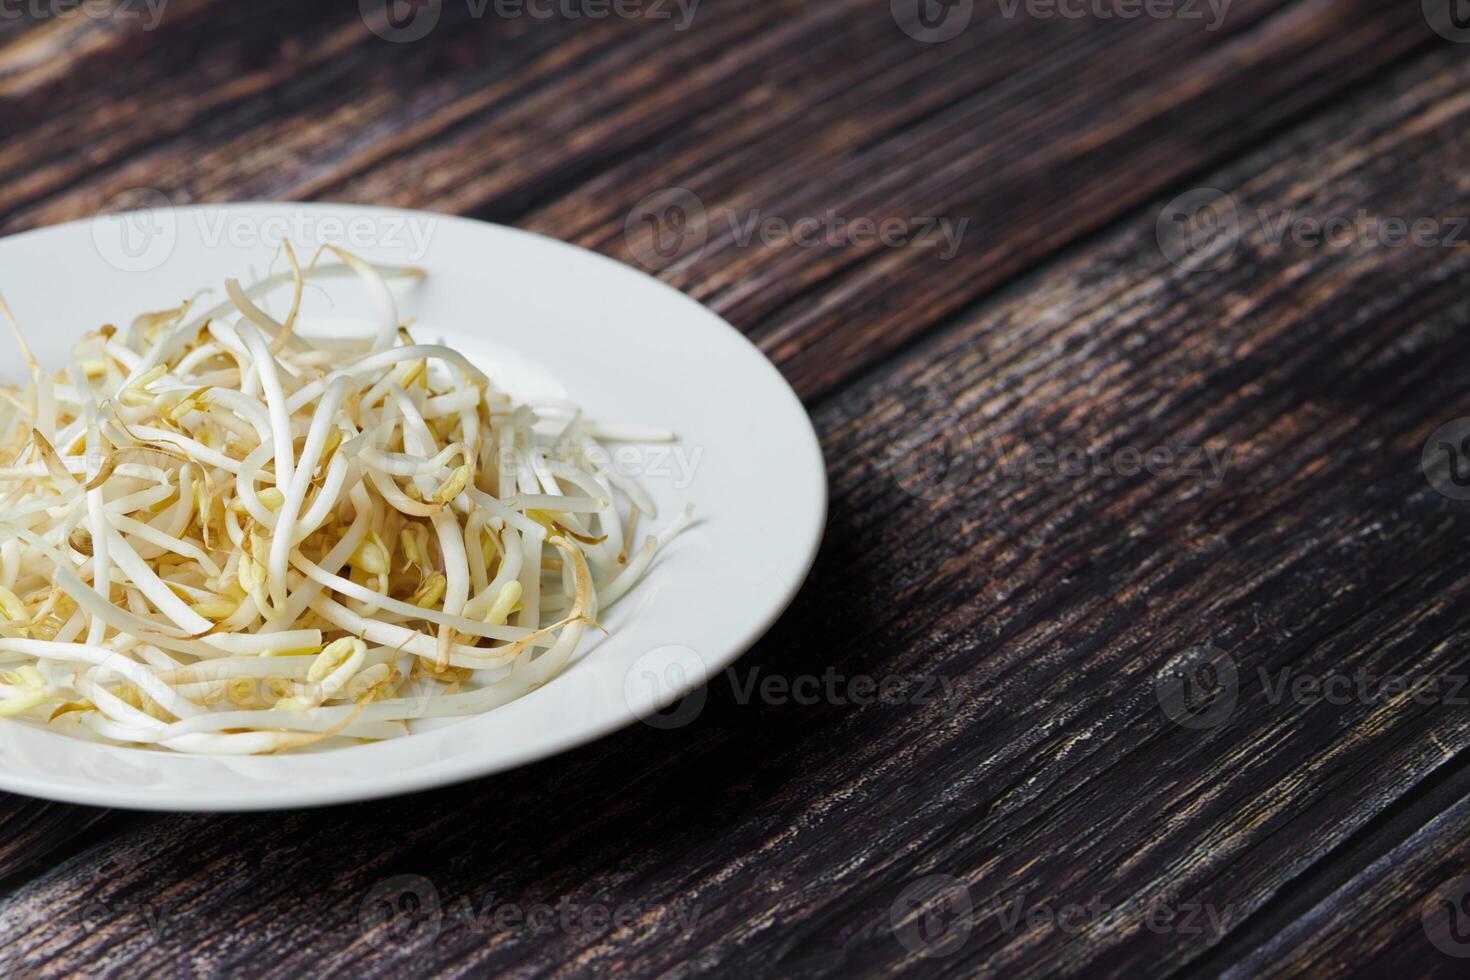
0;245;691;754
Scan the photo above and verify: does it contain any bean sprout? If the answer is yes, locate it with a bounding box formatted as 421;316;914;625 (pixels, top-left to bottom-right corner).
0;249;693;753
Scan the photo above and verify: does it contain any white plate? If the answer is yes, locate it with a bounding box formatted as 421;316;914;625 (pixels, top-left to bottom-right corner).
0;203;826;810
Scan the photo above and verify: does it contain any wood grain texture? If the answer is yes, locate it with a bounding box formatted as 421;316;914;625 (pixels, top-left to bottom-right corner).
0;800;116;897
1;1;1469;977
0;0;1435;397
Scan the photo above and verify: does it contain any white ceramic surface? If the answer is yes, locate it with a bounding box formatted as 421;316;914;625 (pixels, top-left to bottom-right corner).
0;203;826;811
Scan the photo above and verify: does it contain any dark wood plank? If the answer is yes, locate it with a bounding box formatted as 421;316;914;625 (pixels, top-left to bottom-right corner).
0;797;115;898
545;0;1440;398
1191;752;1470;977
0;0;806;220
0;0;1434;400
5;36;1470;978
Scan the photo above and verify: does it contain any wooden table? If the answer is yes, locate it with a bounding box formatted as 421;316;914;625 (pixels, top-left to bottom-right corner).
3;0;1470;975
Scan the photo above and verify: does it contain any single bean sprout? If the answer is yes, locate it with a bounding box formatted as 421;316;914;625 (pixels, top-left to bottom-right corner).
0;247;692;755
